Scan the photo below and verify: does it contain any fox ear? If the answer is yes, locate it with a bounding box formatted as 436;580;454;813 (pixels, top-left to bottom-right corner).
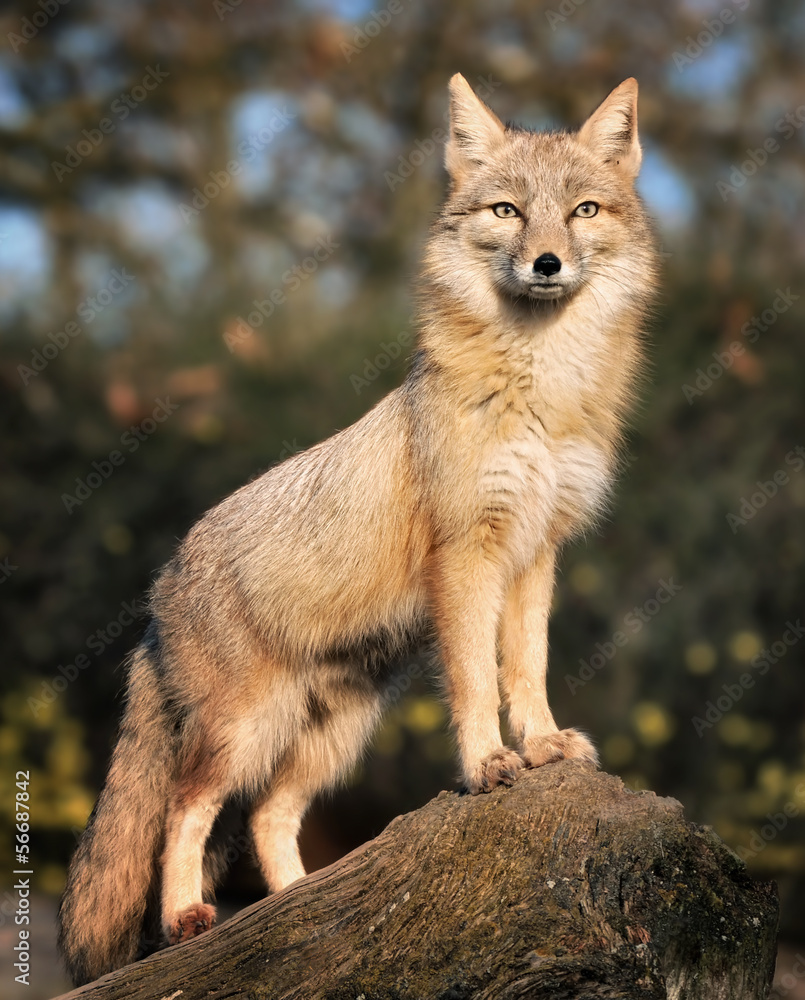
445;73;506;183
577;78;642;180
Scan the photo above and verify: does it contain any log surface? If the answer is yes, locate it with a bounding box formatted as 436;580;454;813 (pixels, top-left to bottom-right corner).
57;760;778;999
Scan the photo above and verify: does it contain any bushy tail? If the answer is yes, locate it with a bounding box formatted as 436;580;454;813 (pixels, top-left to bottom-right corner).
58;639;175;986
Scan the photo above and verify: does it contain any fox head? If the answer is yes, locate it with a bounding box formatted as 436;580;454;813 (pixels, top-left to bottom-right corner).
426;75;658;322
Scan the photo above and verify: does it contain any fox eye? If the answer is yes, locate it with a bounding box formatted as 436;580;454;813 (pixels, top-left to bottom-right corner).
574;201;599;218
492;202;519;219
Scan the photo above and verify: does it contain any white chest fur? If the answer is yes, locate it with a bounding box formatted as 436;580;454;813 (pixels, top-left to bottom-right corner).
474;414;612;566
467;325;615;565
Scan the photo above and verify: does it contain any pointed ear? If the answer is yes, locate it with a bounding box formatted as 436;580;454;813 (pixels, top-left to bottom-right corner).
445;73;506;183
577;78;642;180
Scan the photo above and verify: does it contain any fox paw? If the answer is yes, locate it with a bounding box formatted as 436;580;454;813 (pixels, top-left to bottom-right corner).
522;728;598;769
466;747;524;795
167;903;216;945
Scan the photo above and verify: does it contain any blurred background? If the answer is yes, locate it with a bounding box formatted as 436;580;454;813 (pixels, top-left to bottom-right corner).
1;0;803;995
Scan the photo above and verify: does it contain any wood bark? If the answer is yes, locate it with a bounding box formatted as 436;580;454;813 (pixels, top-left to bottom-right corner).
57;760;778;999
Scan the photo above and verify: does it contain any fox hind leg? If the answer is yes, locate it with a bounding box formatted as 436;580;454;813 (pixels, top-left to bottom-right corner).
249;777;309;892
250;671;383;893
161;773;228;945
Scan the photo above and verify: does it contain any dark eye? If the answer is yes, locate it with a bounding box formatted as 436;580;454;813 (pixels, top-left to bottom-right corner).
574;201;599;218
492;202;519;219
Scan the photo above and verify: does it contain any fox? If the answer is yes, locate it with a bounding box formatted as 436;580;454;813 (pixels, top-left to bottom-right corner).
58;74;659;985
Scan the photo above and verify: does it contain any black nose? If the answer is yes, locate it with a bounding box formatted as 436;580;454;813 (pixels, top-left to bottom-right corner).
533;253;562;277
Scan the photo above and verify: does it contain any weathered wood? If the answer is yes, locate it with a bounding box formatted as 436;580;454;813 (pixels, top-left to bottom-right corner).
56;761;778;999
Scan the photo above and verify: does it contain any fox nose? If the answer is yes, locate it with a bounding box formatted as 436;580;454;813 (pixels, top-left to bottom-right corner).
533;253;562;277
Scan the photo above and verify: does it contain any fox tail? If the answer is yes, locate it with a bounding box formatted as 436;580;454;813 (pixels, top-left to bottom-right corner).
57;636;174;986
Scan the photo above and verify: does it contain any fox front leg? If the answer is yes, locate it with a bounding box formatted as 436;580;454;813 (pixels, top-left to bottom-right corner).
499;547;599;769
429;541;524;794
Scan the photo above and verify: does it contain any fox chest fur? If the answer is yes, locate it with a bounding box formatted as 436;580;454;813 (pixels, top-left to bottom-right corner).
416;317;617;574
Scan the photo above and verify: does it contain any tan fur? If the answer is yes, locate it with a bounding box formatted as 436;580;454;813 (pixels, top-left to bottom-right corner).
58;75;659;985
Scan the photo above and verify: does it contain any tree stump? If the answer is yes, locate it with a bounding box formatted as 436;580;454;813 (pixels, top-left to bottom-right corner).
56;760;778;999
